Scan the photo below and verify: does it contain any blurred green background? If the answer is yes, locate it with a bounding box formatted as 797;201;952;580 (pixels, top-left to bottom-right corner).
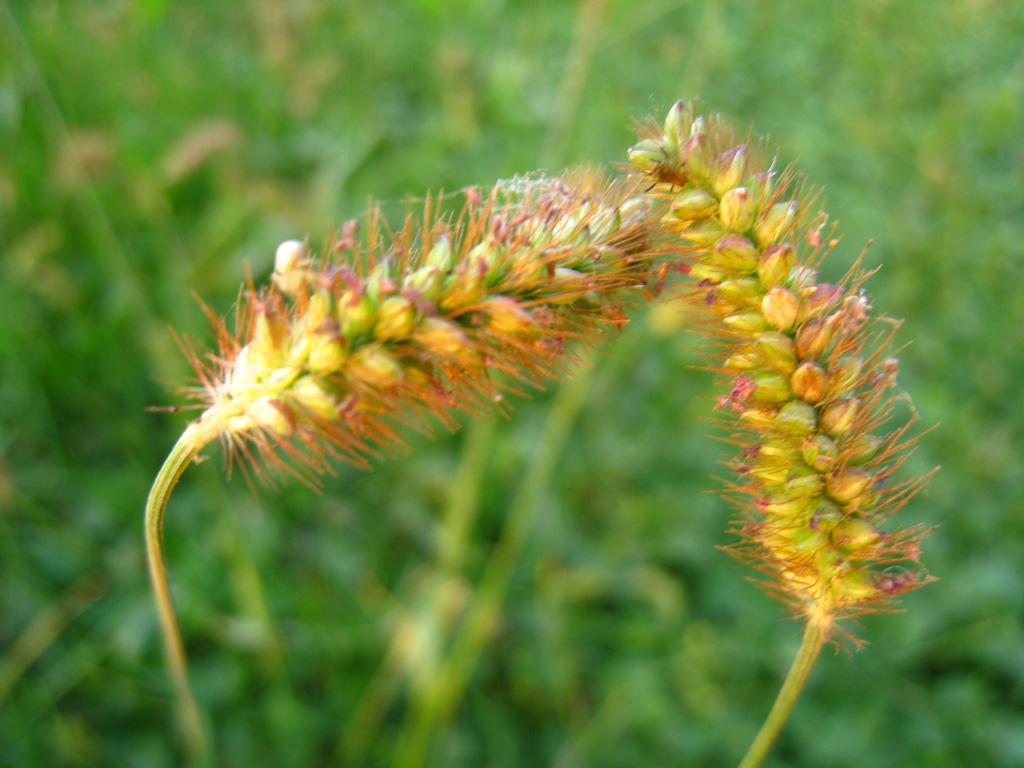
2;0;1022;766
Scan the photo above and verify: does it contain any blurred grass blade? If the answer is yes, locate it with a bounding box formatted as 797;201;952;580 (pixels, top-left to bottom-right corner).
394;359;599;768
0;573;106;708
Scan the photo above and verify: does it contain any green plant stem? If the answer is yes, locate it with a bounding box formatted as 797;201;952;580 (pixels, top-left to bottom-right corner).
736;622;826;768
145;419;220;767
540;0;609;166
438;416;497;573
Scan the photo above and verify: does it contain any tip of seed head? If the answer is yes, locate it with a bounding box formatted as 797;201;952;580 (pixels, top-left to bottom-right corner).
274;239;307;275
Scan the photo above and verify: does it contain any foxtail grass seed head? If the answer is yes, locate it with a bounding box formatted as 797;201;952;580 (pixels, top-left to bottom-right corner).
629;101;931;639
175;171;674;483
148;104;931;765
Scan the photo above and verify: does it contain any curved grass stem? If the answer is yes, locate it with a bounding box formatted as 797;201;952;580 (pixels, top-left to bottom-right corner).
145;419;221;767
737;622;826;768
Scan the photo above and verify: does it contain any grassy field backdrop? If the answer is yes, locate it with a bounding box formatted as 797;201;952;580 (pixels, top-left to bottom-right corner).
2;1;1023;766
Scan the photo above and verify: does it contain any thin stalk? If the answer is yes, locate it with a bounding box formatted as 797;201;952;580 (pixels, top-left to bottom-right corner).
145;418;221;767
540;0;609;166
438;416;498;573
736;622;826;768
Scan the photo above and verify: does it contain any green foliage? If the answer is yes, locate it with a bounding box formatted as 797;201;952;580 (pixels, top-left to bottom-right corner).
1;1;1022;766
